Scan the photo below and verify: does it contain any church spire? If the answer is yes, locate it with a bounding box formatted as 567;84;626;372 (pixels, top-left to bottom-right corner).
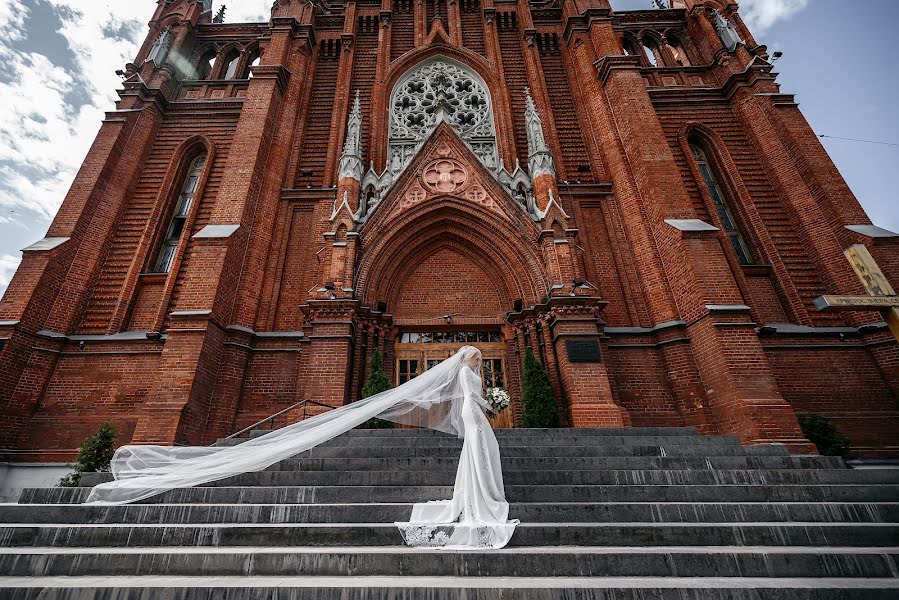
325;90;365;298
524;87;555;180
146;26;172;66
710;8;742;52
338;90;364;182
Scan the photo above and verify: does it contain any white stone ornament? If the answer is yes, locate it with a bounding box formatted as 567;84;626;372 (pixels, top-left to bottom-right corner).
338;90;364;183
711;9;742;53
422;159;469;194
147;27;172;67
524;87;556;181
388;58;499;177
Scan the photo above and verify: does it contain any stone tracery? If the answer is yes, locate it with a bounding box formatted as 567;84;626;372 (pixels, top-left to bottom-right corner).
422;158;468;194
388;58;499;178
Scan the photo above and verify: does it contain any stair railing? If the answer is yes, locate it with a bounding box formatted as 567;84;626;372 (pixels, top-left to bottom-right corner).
222;399;339;441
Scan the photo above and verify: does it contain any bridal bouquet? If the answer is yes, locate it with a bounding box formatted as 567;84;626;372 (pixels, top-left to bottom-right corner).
485;388;511;412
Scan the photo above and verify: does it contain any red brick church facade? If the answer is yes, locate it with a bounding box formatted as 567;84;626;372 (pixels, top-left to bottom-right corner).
1;0;897;459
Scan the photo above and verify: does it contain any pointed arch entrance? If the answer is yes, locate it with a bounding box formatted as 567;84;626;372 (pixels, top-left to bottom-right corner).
388;241;511;426
356;198;547;427
350;119;553;426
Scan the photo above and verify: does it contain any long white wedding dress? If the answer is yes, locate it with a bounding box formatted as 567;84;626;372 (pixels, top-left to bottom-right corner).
396;363;519;549
85;346;518;549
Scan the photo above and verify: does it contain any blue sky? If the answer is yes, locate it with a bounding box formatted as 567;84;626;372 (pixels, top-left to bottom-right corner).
0;0;896;295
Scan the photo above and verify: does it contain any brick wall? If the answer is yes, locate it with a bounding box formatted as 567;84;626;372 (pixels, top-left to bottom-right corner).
393;248;504;319
1;0;896;458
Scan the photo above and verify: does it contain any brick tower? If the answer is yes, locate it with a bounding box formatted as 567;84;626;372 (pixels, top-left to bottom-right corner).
1;0;897;459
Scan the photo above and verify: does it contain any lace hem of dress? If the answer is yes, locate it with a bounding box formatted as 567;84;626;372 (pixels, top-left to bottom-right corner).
395;521;519;549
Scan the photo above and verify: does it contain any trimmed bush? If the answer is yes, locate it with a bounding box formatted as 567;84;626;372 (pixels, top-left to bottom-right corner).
521;347;560;428
358;350;394;429
58;421;118;487
798;414;852;458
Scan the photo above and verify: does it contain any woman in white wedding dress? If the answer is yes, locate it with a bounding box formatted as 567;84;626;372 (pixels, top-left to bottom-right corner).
85;346;518;549
396;348;518;549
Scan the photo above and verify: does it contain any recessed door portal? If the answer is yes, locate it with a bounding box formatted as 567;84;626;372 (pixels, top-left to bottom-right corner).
394;330;513;427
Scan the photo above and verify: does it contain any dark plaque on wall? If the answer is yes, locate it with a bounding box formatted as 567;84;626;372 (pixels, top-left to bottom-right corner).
565;339;602;363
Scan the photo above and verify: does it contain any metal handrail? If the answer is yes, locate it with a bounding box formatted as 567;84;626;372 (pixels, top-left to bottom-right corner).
222;399;339;441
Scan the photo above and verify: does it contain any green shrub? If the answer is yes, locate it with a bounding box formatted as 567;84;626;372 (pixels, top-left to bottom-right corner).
798;414;852;458
521;347;560;428
359;350;394;429
58;421;118;487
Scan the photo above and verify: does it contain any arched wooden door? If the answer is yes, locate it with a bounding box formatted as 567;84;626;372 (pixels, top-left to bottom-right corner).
394;329;514;428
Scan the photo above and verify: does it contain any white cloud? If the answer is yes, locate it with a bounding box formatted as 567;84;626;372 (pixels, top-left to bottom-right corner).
215;0;270;23
0;253;22;294
0;1;271;225
0;48;98;217
739;0;810;34
0;1;146;225
0;0;28;42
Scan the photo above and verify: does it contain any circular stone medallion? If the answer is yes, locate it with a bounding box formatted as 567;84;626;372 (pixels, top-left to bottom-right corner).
422;159;468;194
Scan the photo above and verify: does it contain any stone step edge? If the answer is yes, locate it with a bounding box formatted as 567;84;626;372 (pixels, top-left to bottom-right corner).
232;438;730;444
11;501;897;507
1;575;897;590
38;483;899;492
2;545;897;555
4;522;897;530
248;427;703;435
245;442;778;447
82;468;876;477
78;470;893;486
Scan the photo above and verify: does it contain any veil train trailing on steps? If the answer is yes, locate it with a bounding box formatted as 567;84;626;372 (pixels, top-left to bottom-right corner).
86;345;519;549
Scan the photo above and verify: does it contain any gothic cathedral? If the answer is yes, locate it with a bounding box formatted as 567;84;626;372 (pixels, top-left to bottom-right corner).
2;0;897;459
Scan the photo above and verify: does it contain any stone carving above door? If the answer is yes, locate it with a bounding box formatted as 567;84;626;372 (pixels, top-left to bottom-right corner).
378;123;517;224
422;158;469;195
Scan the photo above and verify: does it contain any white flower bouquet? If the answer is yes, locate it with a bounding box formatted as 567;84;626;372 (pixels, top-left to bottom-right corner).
485;387;511;413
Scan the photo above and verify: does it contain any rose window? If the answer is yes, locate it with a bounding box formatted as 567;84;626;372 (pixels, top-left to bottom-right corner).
389;58;498;177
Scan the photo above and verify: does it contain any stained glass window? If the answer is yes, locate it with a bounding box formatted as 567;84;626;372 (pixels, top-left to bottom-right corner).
690;144;754;265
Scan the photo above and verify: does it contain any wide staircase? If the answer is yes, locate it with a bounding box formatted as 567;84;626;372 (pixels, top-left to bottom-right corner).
1;427;898;598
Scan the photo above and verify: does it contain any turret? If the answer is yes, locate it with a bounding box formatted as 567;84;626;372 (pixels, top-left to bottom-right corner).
524;87;556;182
522;89;585;296
523;88;565;224
127;0;214;93
318;91;366;300
334;90;365;222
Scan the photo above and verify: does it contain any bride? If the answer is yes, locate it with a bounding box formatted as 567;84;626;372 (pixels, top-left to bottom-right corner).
86;346;519;549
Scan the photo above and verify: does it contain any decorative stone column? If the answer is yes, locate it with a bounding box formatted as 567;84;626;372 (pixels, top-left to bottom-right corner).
298;300;359;409
509;297;628;428
523;87;586;298
317;92;364;300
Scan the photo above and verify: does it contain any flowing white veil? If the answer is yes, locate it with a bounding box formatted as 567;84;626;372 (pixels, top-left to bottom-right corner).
86;346;479;505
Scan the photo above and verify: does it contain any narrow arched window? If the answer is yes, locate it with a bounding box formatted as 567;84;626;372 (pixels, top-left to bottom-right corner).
196;50;216;80
643;39;659;66
690;144;754;265
668;38;691;66
153;153;207;273
222;51;241;80
246;50;261;79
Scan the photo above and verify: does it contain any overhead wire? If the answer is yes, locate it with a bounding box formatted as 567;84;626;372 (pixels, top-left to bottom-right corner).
818;135;899;148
